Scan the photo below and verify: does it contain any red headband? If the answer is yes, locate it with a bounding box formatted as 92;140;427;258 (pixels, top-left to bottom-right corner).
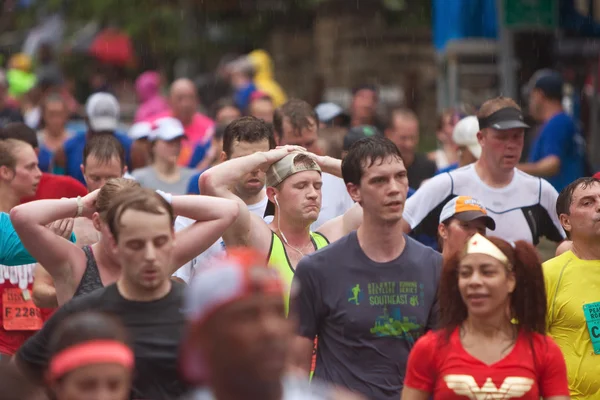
48;340;134;382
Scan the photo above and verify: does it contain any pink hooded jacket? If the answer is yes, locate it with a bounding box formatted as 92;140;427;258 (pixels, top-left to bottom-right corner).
134;71;169;122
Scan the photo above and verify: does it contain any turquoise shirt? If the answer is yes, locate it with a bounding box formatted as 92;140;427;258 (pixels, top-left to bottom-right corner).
0;213;76;266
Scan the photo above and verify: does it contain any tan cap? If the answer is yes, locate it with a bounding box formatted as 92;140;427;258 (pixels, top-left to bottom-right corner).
266;152;321;188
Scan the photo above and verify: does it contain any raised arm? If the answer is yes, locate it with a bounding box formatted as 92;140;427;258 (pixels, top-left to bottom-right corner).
199;146;299;251
9;191;98;280
32;265;58;309
170;195;240;274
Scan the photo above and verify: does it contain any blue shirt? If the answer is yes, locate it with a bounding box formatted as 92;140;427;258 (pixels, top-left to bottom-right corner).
435;162;459;176
54;130;132;185
187;141;212;169
186;169;207;195
37;146;54;173
528;112;586;192
0;213;76;266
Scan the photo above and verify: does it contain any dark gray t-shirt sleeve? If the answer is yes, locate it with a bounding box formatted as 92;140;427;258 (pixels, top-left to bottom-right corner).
16;300;77;381
291;257;325;340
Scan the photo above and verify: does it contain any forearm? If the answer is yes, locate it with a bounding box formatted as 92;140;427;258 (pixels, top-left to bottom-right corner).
10;198;80;228
318;156;342;178
171;195;239;223
201;152;268;195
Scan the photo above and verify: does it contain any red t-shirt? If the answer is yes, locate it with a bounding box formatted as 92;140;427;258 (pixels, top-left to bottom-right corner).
21;173;88;203
404;328;569;399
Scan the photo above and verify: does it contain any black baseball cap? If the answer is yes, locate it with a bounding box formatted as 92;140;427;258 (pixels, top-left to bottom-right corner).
343;125;381;150
534;71;563;101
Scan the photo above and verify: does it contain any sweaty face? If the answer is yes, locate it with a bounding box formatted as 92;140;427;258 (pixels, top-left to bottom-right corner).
10;144;41;197
275;171;322;225
53;363;132;400
114;209;175;293
205;293;291;384
563;182;600;240
82;155;124;192
439;218;487;258
386;117;419;162
152;138;182;164
350;156;408;224
278;117;319;153
458;253;515;319
351;89;377;122
229;139;271;198
479;128;524;172
249;99;274;123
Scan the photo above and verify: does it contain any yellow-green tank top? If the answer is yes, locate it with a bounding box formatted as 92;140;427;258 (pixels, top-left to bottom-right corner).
267;231;329;315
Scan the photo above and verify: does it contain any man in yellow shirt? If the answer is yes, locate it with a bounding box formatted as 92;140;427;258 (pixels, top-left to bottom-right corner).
544;176;600;399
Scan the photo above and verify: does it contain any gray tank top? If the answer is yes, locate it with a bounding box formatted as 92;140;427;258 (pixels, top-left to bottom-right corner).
73;245;104;298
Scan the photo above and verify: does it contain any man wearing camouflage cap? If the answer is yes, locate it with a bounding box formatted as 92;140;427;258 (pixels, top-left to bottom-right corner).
200;145;362;313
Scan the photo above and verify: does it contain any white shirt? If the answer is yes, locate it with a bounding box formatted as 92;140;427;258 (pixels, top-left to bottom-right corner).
403;164;565;244
173;196;271;283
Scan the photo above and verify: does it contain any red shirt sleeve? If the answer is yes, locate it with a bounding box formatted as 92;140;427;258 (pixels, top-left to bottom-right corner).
537;335;570;397
21;174;88;203
403;331;439;393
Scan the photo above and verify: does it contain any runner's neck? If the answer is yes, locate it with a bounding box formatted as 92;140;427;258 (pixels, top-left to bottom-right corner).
236;187;266;207
571;239;600;261
356;215;406;263
93;240;122;274
271;212;312;248
0;187;20;213
153;158;179;177
116;276;172;302
474;159;514;188
462;312;514;340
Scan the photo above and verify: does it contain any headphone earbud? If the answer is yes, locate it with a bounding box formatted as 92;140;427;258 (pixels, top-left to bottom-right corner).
274;195;279;207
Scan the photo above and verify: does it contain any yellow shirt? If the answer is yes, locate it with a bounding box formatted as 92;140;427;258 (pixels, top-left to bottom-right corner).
544;250;600;399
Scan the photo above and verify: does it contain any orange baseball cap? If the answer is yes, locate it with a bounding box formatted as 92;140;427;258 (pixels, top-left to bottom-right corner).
439;195;495;230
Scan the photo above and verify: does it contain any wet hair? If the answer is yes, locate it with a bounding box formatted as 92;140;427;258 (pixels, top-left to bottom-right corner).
556;177;600;216
0;363;44;400
222;116;275;159
83;133;126;169
105;187;174;242
352;84;378;98
341;136;402;186
0;138;29;170
272;99;318;140
477;96;521;120
439;236;546;338
555;177;600;239
96;178;141;219
0;122;38;149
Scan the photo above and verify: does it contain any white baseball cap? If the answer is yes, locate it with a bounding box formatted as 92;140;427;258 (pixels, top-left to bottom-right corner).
149;117;186;142
315;102;345;123
128;122;152;140
439;195;495;230
86;93;120;132
452;116;481;159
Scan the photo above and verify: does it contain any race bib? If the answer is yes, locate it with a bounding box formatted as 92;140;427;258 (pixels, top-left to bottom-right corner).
583;302;600;355
2;288;43;331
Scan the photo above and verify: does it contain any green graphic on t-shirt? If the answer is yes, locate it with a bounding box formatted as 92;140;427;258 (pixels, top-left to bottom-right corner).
348;284;362;305
366;281;425;340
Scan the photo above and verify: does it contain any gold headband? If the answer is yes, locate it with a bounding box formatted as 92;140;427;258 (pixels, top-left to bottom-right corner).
465;233;509;265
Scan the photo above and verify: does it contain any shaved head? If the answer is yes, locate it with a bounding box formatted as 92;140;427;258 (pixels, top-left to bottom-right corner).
169;78;198;123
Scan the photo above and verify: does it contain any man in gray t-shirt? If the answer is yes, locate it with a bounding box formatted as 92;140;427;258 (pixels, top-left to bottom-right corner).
290;136;442;400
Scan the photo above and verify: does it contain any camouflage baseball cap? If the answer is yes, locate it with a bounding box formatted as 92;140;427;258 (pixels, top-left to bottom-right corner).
266;152;321;188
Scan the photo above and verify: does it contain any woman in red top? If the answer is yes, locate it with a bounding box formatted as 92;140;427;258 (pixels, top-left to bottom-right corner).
402;234;570;400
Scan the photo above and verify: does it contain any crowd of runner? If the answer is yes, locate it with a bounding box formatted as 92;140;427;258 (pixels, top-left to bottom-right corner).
0;59;596;400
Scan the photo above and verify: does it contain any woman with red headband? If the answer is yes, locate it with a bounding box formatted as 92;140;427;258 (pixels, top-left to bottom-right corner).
45;312;134;400
402;234;570;400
